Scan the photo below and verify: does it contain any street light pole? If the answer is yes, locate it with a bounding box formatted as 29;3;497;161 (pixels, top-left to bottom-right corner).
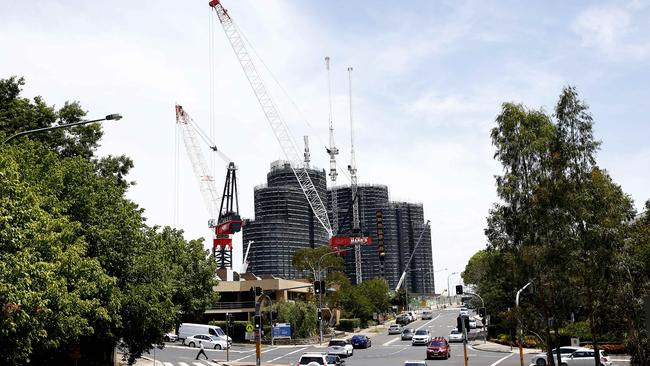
516;282;532;366
2;114;123;145
316;248;349;345
447;272;458;306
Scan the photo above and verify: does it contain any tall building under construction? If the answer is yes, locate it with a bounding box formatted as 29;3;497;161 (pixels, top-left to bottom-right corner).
243;161;329;278
243;161;434;294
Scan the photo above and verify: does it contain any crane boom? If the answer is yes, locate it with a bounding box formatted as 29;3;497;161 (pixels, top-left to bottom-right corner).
325;56;339;235
175;104;222;220
394;220;431;292
209;0;333;237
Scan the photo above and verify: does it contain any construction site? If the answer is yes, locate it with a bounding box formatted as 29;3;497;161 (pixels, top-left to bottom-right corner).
174;0;435;305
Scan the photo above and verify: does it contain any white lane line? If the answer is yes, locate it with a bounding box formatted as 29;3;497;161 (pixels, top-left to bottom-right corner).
268;347;308;362
163;362;174;366
233;347;279;361
193;362;207;366
490;353;514;366
178;363;191;366
382;337;400;346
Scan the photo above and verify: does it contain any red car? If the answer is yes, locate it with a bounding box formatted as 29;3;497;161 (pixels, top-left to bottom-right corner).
426;337;451;359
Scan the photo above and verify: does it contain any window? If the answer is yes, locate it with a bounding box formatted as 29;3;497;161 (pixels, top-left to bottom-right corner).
215;328;225;336
329;340;346;347
415;330;428;335
300;356;325;365
429;341;446;346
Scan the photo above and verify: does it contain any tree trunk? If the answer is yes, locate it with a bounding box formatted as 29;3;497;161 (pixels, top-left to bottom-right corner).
588;289;600;366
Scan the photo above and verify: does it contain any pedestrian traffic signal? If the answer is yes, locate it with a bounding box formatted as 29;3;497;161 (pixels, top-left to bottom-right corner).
254;315;261;331
478;307;484;317
317;309;322;321
227;313;234;328
455;285;463;295
314;280;321;294
255;287;262;296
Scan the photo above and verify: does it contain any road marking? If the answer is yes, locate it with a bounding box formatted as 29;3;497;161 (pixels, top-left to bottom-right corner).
233;347;279;361
178;363;190;366
193;362;207;366
163;344;244;353
382;337;400;346
490;353;514;366
163;363;174;366
268;347;308;362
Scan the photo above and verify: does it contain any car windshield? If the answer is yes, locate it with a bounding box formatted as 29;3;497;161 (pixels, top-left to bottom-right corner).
429;341;445;346
450;330;459;334
405;363;425;366
209;335;220;341
215;328;225;336
329;340;346;346
415;330;428;335
403;329;413;334
352;336;363;340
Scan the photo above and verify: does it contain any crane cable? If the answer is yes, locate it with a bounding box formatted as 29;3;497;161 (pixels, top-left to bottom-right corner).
235;23;353;183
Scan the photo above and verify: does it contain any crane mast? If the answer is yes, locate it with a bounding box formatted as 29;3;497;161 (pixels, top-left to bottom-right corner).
175;104;241;269
209;0;333;237
347;67;363;284
325;56;339;235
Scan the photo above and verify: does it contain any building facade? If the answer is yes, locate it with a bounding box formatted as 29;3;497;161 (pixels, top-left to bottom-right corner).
243;161;329;278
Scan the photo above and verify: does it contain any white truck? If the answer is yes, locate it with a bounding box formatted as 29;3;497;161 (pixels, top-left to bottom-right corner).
178;323;232;345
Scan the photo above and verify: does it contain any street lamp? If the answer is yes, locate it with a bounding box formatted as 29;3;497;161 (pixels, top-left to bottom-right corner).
516;282;532;366
447;272;458;305
315;248;348;345
2;114;123;144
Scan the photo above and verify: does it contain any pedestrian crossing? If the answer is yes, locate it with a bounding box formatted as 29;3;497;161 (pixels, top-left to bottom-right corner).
161;361;219;366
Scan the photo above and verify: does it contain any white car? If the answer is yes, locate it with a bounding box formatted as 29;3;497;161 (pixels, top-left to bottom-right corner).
562;349;612;366
411;329;431;345
297;353;333;366
185;334;229;349
449;329;464;342
163;332;178;342
530;347;580;366
468;319;477;329
388;324;403;335
327;339;353;357
404;361;427;366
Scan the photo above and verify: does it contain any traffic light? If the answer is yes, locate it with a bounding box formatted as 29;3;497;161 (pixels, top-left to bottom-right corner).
317;309;323;321
464;316;470;330
455;285;463;295
478;307;486;318
456;316;462;331
254;315;261;331
227;313;234;328
320;281;326;294
255;287;262;296
314;280;321;294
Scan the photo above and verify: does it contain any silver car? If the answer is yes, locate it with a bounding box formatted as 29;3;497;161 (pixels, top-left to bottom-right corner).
185;334;229;349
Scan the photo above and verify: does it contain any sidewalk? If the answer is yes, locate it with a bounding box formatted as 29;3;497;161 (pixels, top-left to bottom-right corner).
470;341;539;354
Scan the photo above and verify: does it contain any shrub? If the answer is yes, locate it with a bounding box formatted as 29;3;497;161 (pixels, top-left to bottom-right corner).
338;318;361;331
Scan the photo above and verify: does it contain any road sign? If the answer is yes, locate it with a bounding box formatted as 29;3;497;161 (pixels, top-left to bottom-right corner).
246;323;254;332
272;323;291;338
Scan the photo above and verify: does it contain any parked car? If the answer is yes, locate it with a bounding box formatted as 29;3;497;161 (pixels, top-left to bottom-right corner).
426;337;451;359
350;335;371;349
388;324;403;335
327;339;353;357
561;349;612;366
326;354;345;366
185;334;229;349
404;361;427;366
530;347;580;366
448;329;464;342
163;332;178;342
297;353;332;366
179;323;232;345
468;319;477;329
401;328;415;341
411;329;431;345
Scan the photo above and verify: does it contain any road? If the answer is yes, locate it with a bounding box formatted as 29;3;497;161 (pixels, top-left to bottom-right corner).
146;309;545;366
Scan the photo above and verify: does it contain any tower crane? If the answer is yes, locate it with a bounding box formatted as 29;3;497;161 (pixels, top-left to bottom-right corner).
209;0;332;238
175;104;242;269
325;56;339;236
208;1;372;277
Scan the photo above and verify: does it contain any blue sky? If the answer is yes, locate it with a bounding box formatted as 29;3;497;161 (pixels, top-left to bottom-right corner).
1;0;648;293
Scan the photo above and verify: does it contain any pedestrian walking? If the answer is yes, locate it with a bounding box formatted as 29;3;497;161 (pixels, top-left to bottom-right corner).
195;340;208;360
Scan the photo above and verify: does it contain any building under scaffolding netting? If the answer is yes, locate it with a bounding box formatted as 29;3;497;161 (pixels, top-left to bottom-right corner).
243;161;329;279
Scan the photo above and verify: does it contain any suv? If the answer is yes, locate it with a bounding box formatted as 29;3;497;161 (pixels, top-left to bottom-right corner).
297;353;331;366
388;324;403;334
411;329;431;345
427;337;451;359
327;339;353;357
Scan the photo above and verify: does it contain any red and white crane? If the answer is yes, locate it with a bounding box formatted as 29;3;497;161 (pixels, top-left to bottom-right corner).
208;1;372;280
175;104;242;269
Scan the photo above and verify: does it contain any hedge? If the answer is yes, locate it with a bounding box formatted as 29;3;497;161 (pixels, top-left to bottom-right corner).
337;318;361;331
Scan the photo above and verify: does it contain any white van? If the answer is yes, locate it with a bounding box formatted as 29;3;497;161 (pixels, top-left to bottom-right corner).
178;323;232;345
421;310;433;320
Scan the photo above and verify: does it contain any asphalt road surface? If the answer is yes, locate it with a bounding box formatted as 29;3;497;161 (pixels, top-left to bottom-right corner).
147;309;546;366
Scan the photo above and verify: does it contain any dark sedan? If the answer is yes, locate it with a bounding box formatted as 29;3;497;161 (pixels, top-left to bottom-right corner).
350;335;371;348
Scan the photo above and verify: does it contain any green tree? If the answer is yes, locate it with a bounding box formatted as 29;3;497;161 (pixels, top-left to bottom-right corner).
292;245;344;281
274;300;317;339
358;278;391;316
